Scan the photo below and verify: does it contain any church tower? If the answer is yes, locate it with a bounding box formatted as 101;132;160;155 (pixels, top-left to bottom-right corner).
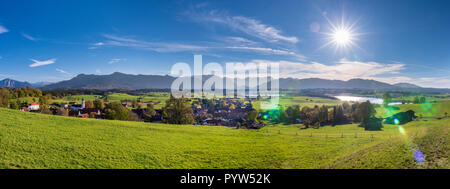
81;98;85;109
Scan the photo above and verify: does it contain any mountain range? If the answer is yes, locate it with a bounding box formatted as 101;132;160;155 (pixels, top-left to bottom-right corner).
0;79;53;88
1;72;448;93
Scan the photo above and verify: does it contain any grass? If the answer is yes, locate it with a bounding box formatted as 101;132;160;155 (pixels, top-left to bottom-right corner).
376;101;450;118
254;96;342;111
105;93;169;108
0;104;448;169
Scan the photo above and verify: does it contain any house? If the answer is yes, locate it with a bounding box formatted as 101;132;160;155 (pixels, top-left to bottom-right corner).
69;108;104;119
28;103;40;111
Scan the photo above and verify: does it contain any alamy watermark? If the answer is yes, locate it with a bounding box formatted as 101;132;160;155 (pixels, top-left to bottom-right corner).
170;55;280;108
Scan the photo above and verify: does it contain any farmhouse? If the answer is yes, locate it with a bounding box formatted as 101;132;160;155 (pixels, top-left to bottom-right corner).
28;103;40;111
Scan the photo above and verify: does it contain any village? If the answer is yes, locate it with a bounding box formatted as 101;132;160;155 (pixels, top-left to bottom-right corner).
18;97;265;129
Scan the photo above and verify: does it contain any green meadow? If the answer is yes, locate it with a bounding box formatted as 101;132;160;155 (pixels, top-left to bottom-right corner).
0;100;448;169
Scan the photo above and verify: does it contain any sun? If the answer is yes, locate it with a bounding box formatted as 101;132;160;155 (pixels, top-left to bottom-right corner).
318;14;363;52
332;28;352;47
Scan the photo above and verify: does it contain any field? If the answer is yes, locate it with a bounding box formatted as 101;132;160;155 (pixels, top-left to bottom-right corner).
0;101;448;169
254;96;342;110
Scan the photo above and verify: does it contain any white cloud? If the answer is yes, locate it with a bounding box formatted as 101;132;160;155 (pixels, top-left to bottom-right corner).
225;36;257;45
108;58;126;64
186;10;298;43
276;59;405;80
99;34;208;52
29;58;56;67
225;46;295;55
98;34;302;57
95;69;101;73
88;42;106;49
223;59;406;83
0;25;8;34
56;68;71;75
22;33;37;41
415;77;450;88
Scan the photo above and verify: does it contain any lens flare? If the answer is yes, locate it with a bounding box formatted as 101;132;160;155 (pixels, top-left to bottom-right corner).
394;118;400;125
414;150;425;163
398;125;406;135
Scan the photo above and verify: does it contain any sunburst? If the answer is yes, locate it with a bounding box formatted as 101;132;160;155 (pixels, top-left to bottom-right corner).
318;14;363;52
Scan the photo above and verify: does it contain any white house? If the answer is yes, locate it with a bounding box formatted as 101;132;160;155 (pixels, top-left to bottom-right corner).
28;103;40;111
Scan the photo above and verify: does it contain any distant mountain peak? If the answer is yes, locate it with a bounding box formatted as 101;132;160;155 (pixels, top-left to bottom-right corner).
0;78;32;88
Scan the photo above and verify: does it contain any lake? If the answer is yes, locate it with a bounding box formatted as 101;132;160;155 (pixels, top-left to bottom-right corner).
334;96;384;104
334;96;410;105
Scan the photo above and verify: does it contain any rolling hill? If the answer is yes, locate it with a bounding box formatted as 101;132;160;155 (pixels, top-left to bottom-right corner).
0;107;447;169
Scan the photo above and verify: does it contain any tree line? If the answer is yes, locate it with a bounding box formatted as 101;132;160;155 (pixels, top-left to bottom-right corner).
270;101;381;130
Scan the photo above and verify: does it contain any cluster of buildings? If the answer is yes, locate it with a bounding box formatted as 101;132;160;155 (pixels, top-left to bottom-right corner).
191;99;264;128
18;97;264;129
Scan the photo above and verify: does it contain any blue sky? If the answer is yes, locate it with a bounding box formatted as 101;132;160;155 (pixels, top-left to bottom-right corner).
0;0;449;88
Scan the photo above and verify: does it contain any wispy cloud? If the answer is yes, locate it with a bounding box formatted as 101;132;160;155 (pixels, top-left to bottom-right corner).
108;58;126;64
92;34;208;52
56;68;71;75
95;69;101;73
94;34;303;57
225;46;295;55
226;59;405;82
415;77;450;88
0;25;8;34
29;58;56;67
88;42;105;49
21;33;38;41
184;9;298;43
224;36;257;45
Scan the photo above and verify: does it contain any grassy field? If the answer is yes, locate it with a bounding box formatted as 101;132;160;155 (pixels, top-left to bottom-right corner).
254;96;342;110
0;103;448;169
376;101;450;118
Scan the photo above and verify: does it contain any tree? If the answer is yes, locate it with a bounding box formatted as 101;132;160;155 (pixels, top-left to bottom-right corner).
0;88;10;107
303;108;319;128
342;102;351;113
382;93;392;107
162;95;194;124
55;107;68;116
355;101;377;126
33;89;43;97
419;96;426;104
285;105;301;124
333;105;345;124
146;103;156;117
318;105;328;125
85;100;95;109
40;108;53;115
247;109;259;122
413;96;420;104
105;101;129;120
94;99;105;109
132;100;138;108
9;100;19;110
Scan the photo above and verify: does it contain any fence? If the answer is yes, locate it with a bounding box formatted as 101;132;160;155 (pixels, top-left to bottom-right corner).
258;129;396;139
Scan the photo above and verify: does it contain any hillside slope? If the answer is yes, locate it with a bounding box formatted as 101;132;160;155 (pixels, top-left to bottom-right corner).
0;108;446;169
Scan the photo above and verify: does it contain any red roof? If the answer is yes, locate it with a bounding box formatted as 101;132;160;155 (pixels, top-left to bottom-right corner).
30;103;39;106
